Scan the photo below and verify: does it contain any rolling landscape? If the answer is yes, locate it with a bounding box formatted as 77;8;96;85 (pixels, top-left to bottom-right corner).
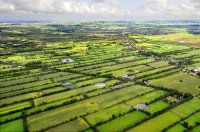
0;0;200;132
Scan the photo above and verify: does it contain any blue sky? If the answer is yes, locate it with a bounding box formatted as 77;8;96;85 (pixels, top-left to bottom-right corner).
0;0;199;21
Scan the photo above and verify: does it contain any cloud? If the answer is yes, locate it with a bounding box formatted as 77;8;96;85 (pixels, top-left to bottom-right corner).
0;0;127;15
0;0;199;21
135;0;200;19
0;0;15;11
94;0;122;5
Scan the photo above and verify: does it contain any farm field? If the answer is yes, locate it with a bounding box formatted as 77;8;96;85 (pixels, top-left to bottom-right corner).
128;98;200;132
151;72;200;96
0;21;200;132
0;119;24;132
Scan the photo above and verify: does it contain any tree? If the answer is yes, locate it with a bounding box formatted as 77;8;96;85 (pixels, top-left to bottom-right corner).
112;114;116;119
83;94;88;99
183;122;188;128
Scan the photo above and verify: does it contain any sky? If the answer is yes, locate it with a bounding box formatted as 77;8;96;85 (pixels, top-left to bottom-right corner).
0;0;200;21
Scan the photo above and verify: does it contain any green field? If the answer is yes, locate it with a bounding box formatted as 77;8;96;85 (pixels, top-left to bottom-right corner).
0;101;32;116
27;85;153;131
167;124;186;132
144;32;200;47
181;112;200;127
128;98;200;132
0;112;22;123
0;119;24;132
85;104;131;126
151;72;200;96
45;118;89;132
97;111;148;132
126;90;167;106
0;21;200;132
146;100;169;114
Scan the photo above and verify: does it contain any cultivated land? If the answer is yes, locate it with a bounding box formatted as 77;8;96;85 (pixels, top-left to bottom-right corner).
0;21;200;132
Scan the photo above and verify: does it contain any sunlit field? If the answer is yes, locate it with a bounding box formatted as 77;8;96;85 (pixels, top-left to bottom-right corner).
0;21;200;132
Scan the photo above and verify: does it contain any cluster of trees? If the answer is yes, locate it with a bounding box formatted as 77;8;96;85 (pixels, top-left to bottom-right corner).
25;61;48;69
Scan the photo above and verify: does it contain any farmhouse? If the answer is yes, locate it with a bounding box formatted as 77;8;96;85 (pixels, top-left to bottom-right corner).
193;66;200;72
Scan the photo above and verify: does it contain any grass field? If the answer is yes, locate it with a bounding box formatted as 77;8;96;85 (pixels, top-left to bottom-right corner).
0;76;38;87
146;100;169;114
33;79;118;106
97;111;148;132
192;126;200;132
133;65;175;78
170;98;200;118
126;90;167;106
0;80;52;94
101;65;150;77
1;22;200;132
0;119;24;132
140;42;189;54
167;124;186;132
145;32;200;47
27;85;153;131
45;118;89;132
0;112;22;123
151;72;200;96
0;101;32;116
181;112;200;127
0;92;37;106
148;61;169;68
85;104;131;126
128;98;200;132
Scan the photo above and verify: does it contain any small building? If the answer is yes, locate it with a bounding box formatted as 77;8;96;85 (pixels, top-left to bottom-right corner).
189;72;197;76
193;66;200;72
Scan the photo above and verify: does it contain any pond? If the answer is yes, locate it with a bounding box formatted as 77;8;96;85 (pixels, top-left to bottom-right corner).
61;58;74;63
133;104;149;110
94;83;106;87
62;81;72;86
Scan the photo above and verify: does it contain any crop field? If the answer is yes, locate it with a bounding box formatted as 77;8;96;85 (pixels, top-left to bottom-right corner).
146;100;170;114
0;21;200;132
0;119;24;132
85;104;132;126
143;32;200;47
128;98;200;132
151;72;200;96
97;111;148;132
46;118;89;132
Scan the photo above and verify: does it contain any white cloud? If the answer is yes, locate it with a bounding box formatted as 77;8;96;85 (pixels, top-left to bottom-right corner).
0;0;199;21
0;0;126;15
0;1;15;11
134;0;200;20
